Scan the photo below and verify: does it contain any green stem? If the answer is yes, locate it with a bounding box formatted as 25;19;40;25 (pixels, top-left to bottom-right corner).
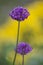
13;21;20;65
22;55;24;65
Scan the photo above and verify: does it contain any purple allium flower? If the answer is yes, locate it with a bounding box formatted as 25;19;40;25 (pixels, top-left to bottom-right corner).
9;7;30;21
16;42;32;55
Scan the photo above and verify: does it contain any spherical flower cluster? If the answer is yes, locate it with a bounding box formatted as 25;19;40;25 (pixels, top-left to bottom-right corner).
9;7;30;21
16;42;32;55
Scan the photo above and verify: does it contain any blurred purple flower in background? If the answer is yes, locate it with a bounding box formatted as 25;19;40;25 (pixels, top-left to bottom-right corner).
9;7;29;21
16;42;32;55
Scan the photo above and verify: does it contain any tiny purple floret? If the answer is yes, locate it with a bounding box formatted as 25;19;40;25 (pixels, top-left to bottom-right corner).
15;42;32;55
9;7;30;21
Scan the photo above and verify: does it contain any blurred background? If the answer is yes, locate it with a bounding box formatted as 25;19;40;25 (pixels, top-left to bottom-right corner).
0;0;43;65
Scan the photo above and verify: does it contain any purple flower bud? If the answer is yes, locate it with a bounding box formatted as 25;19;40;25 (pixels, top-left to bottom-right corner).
15;42;32;55
9;7;30;21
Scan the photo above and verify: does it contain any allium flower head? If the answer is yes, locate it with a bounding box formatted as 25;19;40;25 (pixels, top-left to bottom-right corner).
16;42;32;55
9;7;30;21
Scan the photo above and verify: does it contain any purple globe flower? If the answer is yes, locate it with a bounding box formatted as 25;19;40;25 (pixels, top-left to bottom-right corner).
9;7;30;21
15;42;32;55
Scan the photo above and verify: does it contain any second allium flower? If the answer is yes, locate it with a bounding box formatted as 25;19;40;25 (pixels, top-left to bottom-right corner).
15;42;32;55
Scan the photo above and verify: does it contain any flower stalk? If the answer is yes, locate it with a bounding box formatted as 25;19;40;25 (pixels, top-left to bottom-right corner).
13;21;20;65
22;55;24;65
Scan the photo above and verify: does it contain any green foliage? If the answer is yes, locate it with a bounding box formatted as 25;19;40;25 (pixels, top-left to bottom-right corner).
26;50;43;65
0;42;15;65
